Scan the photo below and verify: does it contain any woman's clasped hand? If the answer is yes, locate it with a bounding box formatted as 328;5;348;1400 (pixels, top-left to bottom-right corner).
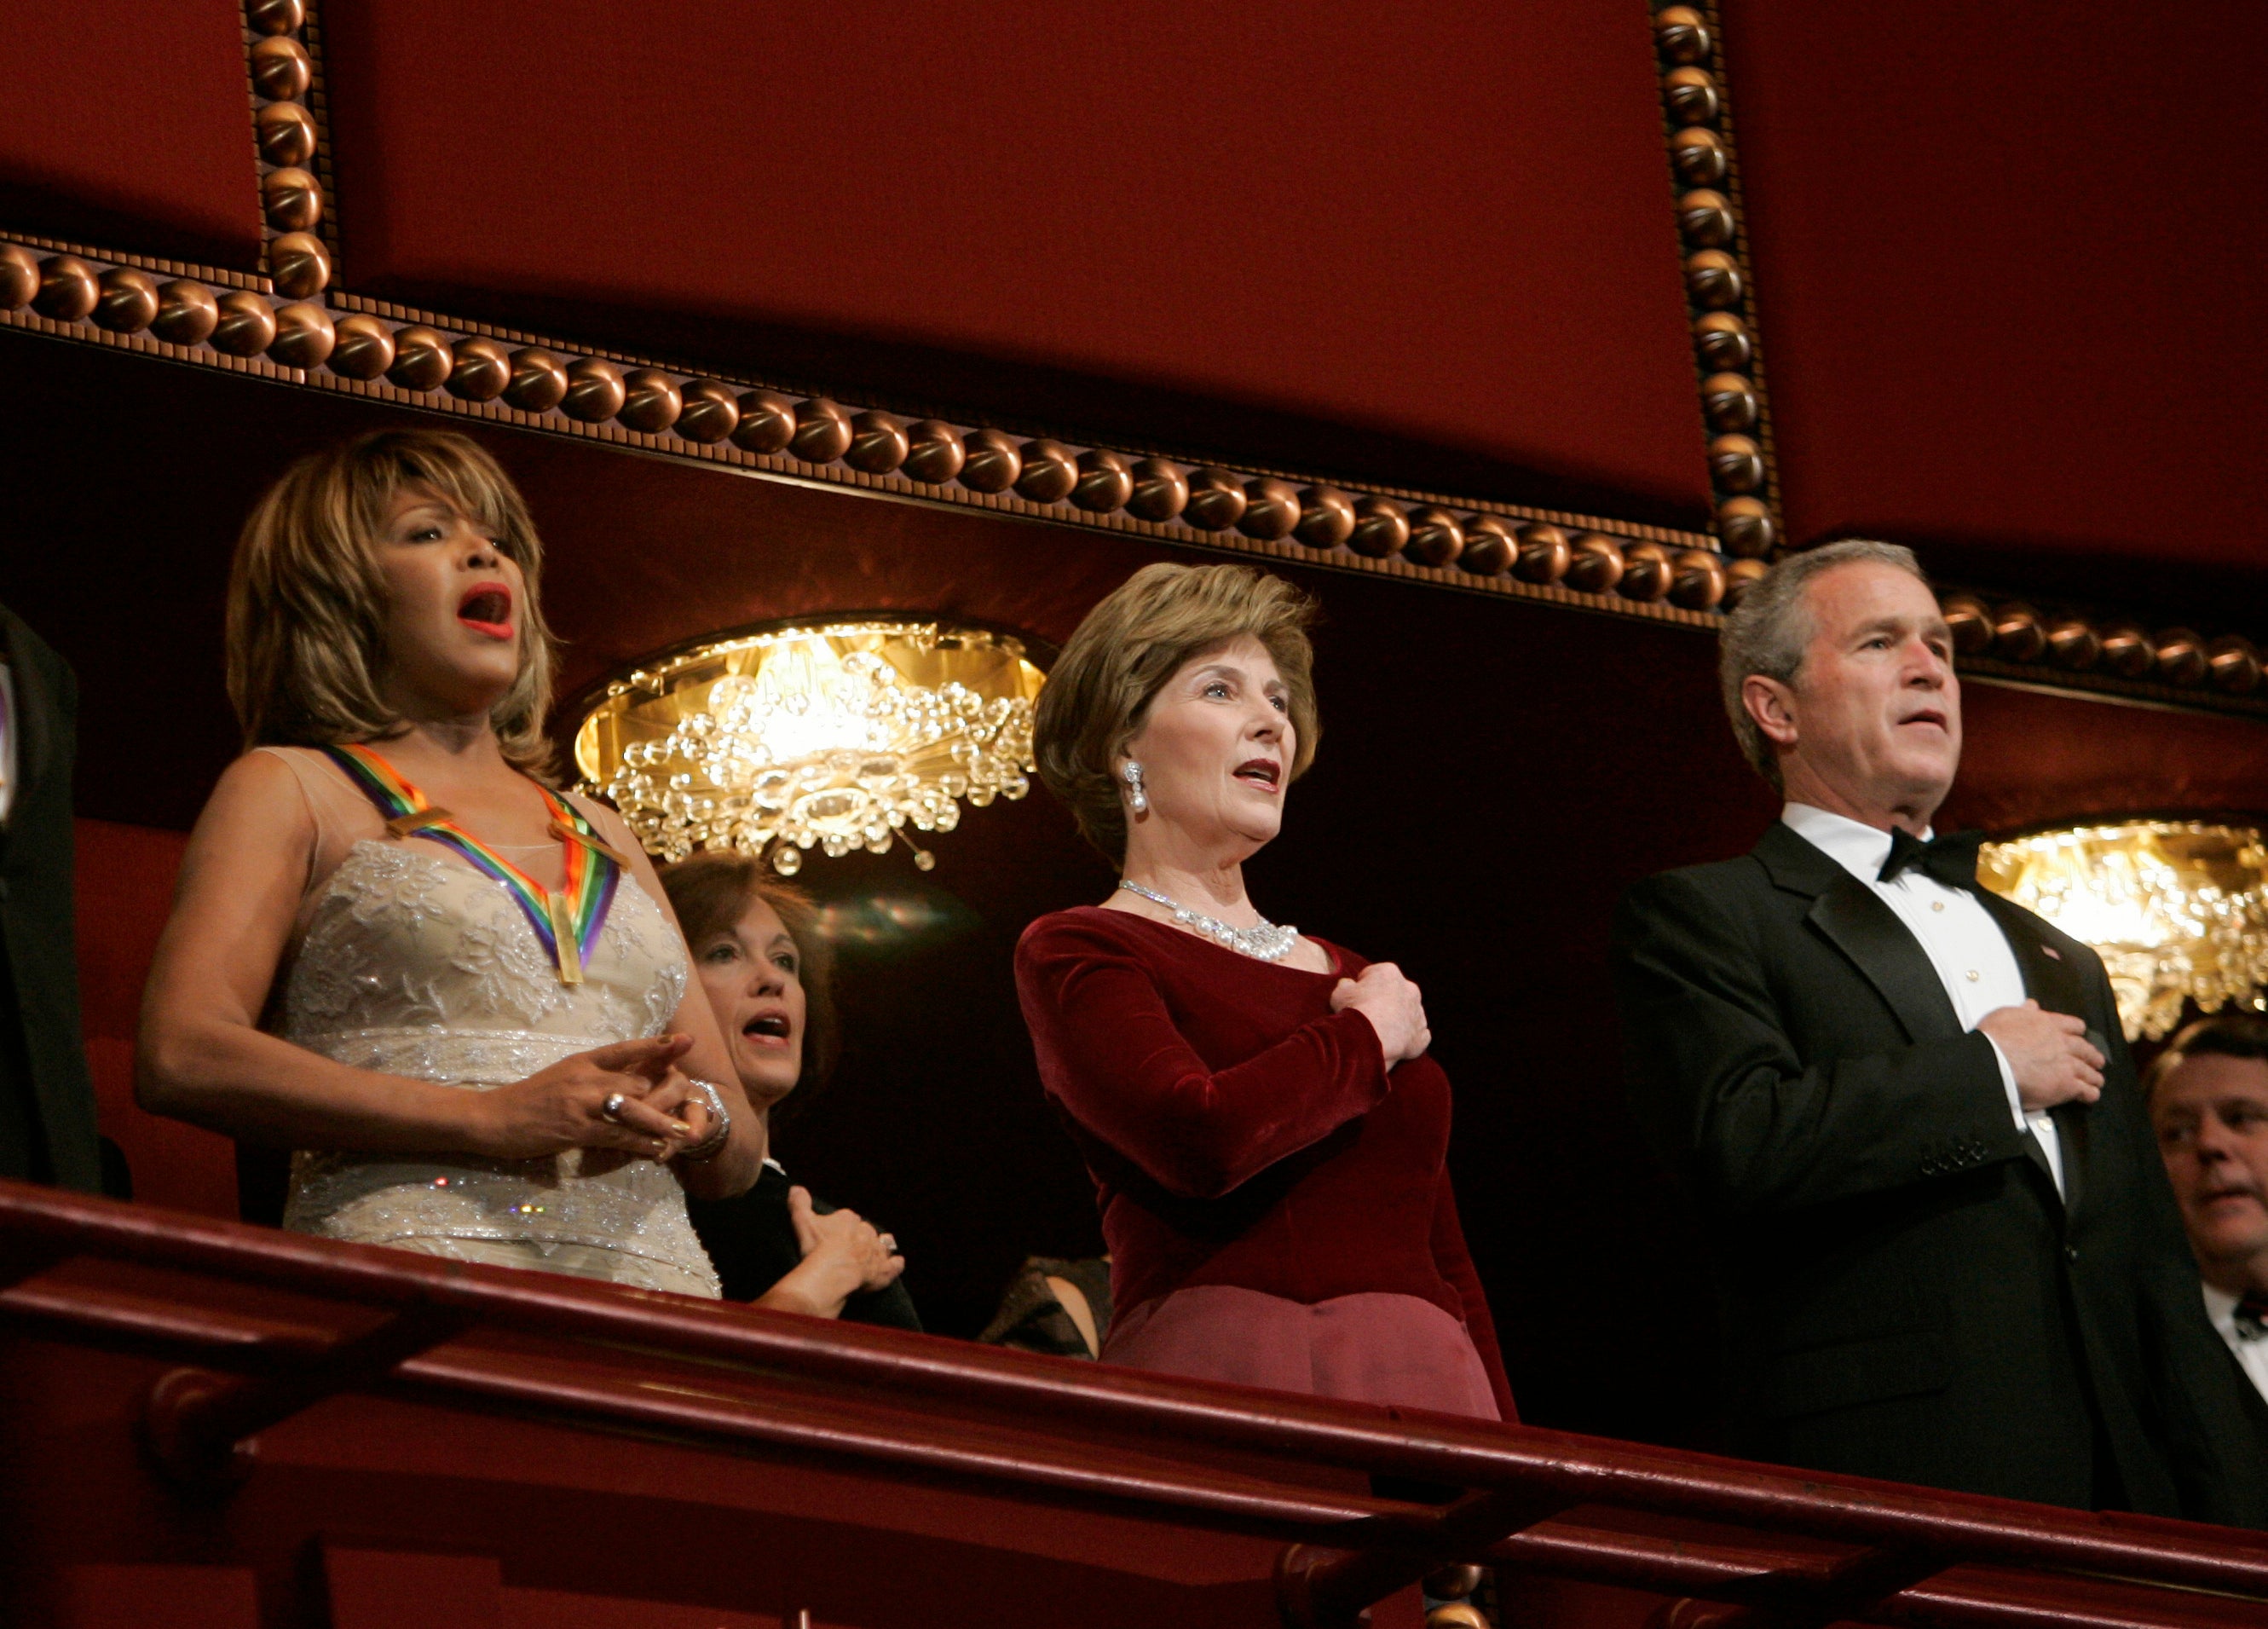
467;1033;715;1161
1329;962;1431;1066
766;1185;905;1316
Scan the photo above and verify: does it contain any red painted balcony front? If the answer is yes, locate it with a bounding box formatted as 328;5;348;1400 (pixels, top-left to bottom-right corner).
3;1180;2265;1629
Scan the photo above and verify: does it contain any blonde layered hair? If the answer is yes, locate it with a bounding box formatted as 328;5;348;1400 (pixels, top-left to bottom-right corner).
226;429;559;777
1034;562;1319;863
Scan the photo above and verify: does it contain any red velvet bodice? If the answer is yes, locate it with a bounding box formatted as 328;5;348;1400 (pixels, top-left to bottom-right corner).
1014;906;1513;1418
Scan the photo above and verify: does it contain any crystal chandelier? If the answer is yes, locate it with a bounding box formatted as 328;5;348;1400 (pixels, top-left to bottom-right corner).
1978;821;2268;1041
574;619;1043;875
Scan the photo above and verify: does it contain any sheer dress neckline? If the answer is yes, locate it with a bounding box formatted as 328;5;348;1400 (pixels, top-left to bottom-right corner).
258;746;649;933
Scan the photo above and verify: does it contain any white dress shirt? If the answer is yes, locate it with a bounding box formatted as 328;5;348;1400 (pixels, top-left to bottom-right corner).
2201;1283;2268;1406
1782;803;2064;1194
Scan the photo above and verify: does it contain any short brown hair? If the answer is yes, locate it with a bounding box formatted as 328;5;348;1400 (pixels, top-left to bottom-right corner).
1717;538;1926;790
1033;562;1319;862
661;851;840;1112
2144;1012;2268;1103
226;428;559;777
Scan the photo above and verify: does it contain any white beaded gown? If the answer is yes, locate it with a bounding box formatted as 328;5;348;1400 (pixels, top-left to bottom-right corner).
262;747;721;1297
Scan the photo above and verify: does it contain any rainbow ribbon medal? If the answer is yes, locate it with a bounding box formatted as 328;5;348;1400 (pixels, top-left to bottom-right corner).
322;743;626;985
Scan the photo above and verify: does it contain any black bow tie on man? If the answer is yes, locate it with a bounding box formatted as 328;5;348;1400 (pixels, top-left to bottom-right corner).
1878;826;1986;889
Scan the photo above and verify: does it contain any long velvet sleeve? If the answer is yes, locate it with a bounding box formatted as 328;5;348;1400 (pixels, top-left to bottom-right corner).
1429;1172;1515;1420
1016;914;1390;1199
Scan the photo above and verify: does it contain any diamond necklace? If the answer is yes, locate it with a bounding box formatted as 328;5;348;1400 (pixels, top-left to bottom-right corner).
1117;880;1300;962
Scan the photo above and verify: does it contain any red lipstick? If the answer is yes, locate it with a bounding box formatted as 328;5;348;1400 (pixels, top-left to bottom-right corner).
457;582;514;639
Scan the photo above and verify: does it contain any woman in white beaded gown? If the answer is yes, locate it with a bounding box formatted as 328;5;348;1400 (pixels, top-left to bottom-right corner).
139;429;759;1297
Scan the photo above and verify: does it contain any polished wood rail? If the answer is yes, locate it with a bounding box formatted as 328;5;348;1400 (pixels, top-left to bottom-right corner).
2;1181;2264;1629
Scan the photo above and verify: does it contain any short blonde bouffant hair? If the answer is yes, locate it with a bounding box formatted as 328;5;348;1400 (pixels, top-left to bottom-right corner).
1035;562;1319;863
226;428;559;778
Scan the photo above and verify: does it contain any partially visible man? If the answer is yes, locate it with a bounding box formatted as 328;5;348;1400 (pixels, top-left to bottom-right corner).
2149;1014;2268;1407
1612;539;2265;1525
0;601;101;1192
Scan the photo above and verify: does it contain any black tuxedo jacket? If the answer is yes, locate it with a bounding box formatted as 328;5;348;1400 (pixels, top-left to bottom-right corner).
1613;820;2268;1525
0;604;100;1192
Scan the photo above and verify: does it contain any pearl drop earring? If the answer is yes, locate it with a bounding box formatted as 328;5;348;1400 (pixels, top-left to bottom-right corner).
1122;760;1147;814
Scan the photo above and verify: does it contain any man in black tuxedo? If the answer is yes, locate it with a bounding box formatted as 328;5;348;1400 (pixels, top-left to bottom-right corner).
0;602;101;1192
1613;540;2265;1524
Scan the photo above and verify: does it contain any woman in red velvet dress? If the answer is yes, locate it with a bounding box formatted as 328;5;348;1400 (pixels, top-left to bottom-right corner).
1017;562;1512;1421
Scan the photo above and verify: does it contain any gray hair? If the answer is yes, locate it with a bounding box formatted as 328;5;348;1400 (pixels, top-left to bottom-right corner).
1717;539;1927;789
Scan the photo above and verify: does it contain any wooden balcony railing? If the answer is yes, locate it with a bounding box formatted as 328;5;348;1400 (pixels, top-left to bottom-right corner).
3;1179;2265;1629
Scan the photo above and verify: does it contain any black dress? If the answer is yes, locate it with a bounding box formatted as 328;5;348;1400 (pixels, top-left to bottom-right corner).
686;1159;921;1331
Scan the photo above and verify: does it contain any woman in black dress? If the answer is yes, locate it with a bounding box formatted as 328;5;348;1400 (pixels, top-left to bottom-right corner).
663;852;918;1329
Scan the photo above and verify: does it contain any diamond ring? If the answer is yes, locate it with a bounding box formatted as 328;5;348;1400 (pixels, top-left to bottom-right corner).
601;1091;629;1123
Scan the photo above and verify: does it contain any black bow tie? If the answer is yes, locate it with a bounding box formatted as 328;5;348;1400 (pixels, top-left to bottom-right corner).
2237;1292;2268;1343
1878;827;1985;889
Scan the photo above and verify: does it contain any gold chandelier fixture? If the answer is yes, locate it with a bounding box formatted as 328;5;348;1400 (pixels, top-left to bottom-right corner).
1978;821;2268;1041
574;618;1044;875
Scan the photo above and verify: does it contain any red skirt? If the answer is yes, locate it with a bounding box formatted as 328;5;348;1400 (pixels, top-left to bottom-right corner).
1102;1285;1500;1420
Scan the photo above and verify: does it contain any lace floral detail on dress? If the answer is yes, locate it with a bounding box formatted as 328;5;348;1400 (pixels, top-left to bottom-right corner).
439;875;576;1026
280;842;682;1037
285;843;456;1029
274;838;718;1298
600;904;688;1035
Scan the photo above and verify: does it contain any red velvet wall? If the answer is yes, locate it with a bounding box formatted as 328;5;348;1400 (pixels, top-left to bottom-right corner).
5;8;2264;601
316;0;1708;514
71;819;234;1221
1723;0;2267;599
0;1;263;267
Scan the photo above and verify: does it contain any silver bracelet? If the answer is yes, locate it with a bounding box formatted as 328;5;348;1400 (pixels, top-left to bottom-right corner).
677;1077;732;1162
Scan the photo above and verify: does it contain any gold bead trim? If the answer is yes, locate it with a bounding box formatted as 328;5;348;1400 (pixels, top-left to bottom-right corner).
1652;3;1785;563
242;0;338;296
0;228;1728;627
9;229;2259;716
7;0;2260;725
1941;593;2267;713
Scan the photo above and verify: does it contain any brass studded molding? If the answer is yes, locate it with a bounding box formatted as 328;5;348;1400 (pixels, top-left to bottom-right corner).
243;0;338;304
1652;3;1783;572
3;0;2261;721
0;228;1739;627
1939;592;2268;715
7;229;2263;718
1637;4;2268;719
